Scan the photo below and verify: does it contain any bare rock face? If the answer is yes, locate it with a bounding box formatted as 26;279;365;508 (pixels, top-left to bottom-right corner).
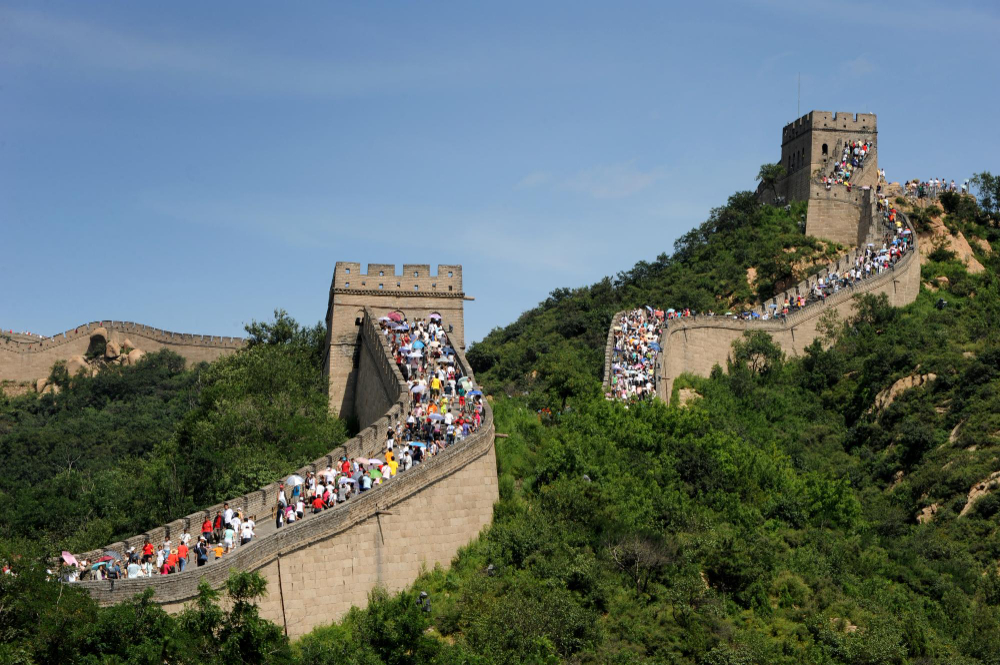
126;348;145;366
959;471;1000;517
678;388;703;408
871;373;937;412
917;504;938;524
105;340;121;360
36;378;48;393
66;355;89;377
123;338;134;352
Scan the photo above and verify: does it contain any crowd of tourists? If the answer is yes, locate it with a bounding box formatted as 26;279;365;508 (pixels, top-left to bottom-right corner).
905;178;970;199
61;313;485;581
822;140;874;189
606;308;664;402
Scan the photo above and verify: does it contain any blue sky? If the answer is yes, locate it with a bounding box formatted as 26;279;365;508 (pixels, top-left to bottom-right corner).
2;1;998;343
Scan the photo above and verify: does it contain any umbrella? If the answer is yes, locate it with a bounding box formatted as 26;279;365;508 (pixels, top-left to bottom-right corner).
649;342;662;352
91;561;110;570
429;313;442;321
393;323;410;331
439;356;454;364
388;312;403;322
458;376;472;385
468;390;483;396
412;340;425;349
379;316;392;322
339;476;358;486
369;468;383;479
407;351;423;359
429;340;441;348
667;308;676;314
62;551;78;566
645;305;653;312
409;442;427;449
103;550;122;561
429;413;446;421
442;346;455;355
361;458;383;465
95;555;115;564
411;384;425;393
286;474;305;487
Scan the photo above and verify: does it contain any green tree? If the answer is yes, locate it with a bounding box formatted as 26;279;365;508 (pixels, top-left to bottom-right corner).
756;162;787;200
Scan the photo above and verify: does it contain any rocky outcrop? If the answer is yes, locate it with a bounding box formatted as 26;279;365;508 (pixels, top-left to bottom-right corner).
871;373;936;412
959;471;1000;517
34;339;149;392
917;504;938;524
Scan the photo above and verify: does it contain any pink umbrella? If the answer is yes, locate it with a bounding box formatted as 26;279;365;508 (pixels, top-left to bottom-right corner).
387;312;403;322
61;551;78;566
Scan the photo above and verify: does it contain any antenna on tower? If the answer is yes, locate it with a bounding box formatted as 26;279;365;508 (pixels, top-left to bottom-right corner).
797;73;801;117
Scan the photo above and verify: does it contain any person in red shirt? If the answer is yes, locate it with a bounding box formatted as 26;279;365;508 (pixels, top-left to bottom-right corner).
142;539;154;564
201;518;212;542
312;495;324;514
340;457;350;474
166;549;179;574
177;543;189;572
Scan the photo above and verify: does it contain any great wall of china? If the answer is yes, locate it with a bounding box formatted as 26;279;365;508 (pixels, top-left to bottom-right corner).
1;109;923;636
605;111;922;400
58;263;497;639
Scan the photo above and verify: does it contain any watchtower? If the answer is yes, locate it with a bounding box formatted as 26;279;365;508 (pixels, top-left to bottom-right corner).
772;111;878;245
323;263;470;418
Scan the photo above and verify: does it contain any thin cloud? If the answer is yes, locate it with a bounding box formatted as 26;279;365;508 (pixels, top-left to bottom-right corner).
560;161;666;200
0;7;471;98
515;171;553;189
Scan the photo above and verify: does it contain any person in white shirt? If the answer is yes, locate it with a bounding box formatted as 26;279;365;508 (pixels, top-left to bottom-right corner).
296;498;305;520
223;503;234;529
241;518;255;545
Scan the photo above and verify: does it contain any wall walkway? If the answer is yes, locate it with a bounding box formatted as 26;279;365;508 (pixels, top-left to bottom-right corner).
603;207;920;400
71;308;498;638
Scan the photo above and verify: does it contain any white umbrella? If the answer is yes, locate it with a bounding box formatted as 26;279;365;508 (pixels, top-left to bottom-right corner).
286;474;305;487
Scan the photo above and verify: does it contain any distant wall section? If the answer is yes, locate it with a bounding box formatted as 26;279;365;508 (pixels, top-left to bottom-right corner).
657;209;920;400
0;321;243;384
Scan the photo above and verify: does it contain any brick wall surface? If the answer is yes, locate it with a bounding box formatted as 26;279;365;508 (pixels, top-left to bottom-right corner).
654;210;920;400
72;302;498;639
0;321;243;384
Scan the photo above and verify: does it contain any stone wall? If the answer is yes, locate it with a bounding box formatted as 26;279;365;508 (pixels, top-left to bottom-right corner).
0;321;243;384
72;307;498;638
601;310;625;389
324;263;468;418
655;211;920;400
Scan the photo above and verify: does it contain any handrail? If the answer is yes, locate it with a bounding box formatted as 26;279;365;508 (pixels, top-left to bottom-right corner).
602;310;625;389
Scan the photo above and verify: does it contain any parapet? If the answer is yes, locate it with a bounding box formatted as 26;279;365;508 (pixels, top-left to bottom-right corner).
331;263;463;296
782;111;877;144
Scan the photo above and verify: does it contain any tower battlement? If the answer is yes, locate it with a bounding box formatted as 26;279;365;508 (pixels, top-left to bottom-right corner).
331;263;463;296
782;111;877;145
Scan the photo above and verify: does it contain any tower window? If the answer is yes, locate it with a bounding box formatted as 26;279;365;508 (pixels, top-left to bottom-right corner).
413;271;419;277
379;270;384;276
345;268;350;274
822;143;828;156
379;284;384;290
414;285;419;291
345;282;349;288
448;271;453;277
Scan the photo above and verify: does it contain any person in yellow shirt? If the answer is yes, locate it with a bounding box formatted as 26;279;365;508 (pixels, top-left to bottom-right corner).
430;376;442;399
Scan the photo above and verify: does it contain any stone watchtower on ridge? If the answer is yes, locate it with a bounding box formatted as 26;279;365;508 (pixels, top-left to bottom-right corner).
769;110;879;246
323;263;469;419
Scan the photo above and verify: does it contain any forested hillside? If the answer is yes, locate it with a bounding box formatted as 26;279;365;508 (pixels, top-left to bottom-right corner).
0;312;347;552
2;185;1000;664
